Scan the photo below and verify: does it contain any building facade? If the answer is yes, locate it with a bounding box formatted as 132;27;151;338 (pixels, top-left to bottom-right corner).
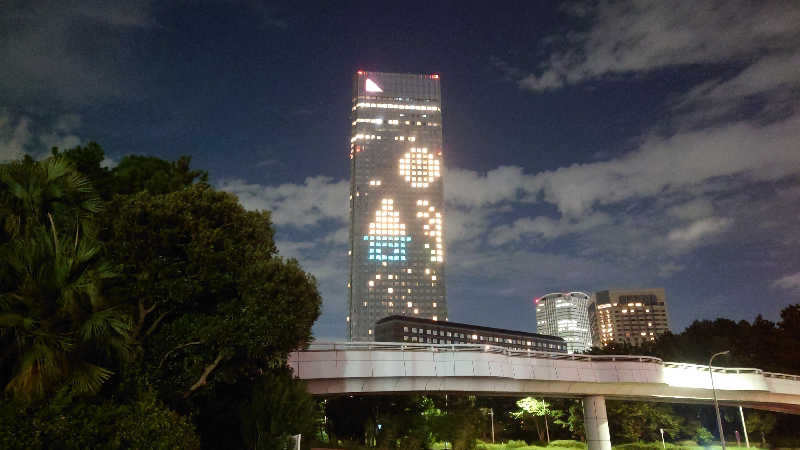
375;315;567;352
347;71;446;340
589;288;670;347
535;292;592;353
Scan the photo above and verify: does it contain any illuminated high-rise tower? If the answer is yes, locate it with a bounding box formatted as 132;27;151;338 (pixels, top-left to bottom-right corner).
347;71;446;341
535;292;592;353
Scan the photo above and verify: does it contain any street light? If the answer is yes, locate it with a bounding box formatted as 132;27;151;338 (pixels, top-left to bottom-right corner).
709;350;730;450
488;408;495;444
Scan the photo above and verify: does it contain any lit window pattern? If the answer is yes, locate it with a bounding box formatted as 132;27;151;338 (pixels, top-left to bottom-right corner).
399;148;441;188
364;235;410;261
368;179;382;186
363;199;409;262
415;200;444;262
356;102;440;111
354;118;383;125
351;134;382;142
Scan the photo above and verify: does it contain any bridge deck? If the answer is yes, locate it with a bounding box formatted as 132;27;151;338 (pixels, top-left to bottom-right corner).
289;342;800;414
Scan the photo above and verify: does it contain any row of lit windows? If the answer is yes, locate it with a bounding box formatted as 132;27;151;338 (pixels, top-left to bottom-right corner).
399;329;563;349
355;102;440;111
351;134;382;142
354;118;440;127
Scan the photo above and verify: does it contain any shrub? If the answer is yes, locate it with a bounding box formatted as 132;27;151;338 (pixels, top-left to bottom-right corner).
507;440;529;448
694;426;714;446
0;392;200;450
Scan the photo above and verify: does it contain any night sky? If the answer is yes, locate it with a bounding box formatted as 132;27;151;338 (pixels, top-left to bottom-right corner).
2;1;799;340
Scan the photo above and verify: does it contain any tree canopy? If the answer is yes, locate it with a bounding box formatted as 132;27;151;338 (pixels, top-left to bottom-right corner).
1;143;322;449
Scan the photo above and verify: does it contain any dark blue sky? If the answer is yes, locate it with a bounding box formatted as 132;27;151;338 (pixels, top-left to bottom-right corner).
3;0;799;339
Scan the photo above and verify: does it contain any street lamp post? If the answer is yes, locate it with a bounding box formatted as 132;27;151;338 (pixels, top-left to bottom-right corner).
709;350;731;450
489;408;495;444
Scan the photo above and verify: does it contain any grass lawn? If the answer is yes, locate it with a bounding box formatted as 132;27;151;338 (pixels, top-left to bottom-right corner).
431;441;761;450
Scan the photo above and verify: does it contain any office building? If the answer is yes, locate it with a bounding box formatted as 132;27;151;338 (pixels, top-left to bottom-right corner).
589;288;670;347
347;71;446;340
535;292;592;353
375;315;567;352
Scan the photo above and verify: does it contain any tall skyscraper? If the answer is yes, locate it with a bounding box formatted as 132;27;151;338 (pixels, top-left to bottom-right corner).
589;288;670;347
347;71;446;341
535;292;592;353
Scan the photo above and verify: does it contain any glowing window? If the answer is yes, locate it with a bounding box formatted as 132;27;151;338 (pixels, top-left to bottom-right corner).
398;147;441;188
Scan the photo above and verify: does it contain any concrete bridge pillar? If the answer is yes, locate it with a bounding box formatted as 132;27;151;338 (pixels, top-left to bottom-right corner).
583;395;611;450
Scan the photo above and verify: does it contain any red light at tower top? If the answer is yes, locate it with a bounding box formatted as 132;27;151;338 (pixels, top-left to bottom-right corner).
431;74;439;79
357;70;364;75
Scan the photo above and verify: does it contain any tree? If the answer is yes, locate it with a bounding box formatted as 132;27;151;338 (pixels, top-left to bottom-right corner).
238;368;318;450
0;156;102;241
108;155;207;197
431;396;484;450
0;390;200;450
553;400;585;442
606;401;683;443
745;410;777;446
0;157;130;399
511;397;559;443
100;185;320;397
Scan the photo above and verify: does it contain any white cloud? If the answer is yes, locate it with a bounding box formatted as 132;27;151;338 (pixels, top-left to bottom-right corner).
0;109;83;162
488;213;611;246
217;176;349;227
667;217;732;247
445;166;534;208
518;1;800;92
667;198;714;220
773;272;800;292
445;112;800;218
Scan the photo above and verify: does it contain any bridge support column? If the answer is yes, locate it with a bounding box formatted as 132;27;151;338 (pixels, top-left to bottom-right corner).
583;395;611;450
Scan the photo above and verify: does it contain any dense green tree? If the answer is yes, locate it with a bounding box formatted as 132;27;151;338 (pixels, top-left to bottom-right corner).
553;400;585;442
606;401;682;443
51;143;111;194
0;157;129;399
431;396;485;450
99;185;320;400
0;156;101;241
3;147;323;449
0;390;200;450
109;154;207;196
238;368;318;450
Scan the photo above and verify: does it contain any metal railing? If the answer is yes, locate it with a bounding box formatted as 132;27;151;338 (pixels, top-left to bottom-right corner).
298;342;800;380
301;341;663;364
763;371;800;381
662;362;764;375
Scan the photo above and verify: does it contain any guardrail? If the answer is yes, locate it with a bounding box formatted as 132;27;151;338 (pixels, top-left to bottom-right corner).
663;362;763;375
302;341;663;364
764;371;800;382
298;342;800;380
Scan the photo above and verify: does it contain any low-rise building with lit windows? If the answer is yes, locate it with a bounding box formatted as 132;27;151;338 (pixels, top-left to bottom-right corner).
535;292;593;354
374;316;567;352
589;288;670;347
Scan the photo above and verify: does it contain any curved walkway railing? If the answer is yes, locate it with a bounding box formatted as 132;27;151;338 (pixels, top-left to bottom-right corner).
301;341;800;379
